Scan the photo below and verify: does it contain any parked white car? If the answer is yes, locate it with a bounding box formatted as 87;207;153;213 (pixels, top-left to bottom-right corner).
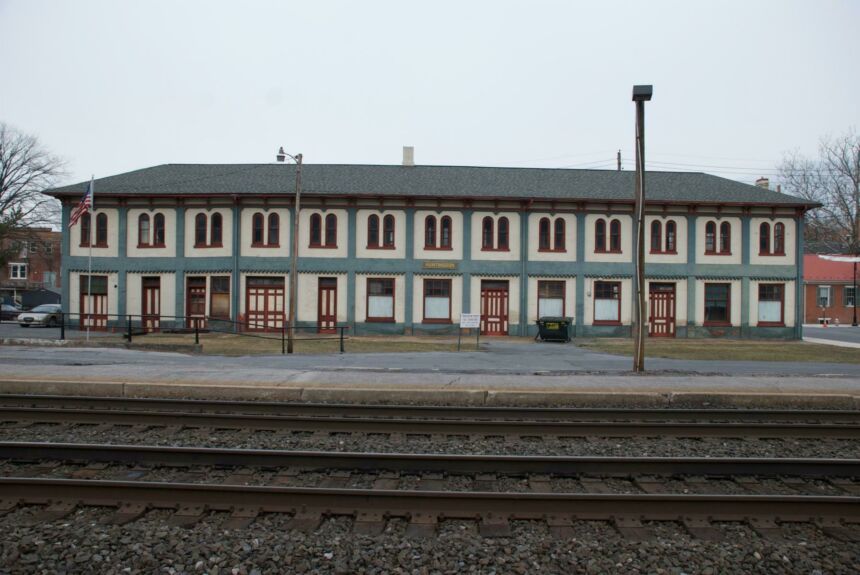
17;304;63;327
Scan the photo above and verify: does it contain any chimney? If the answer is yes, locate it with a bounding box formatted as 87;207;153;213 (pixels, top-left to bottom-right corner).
402;146;415;167
755;177;769;189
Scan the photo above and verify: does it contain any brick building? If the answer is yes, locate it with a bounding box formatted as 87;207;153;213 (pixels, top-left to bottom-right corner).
0;227;62;307
803;254;857;325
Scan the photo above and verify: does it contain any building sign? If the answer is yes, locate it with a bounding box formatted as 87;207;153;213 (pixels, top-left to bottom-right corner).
422;261;457;270
460;313;480;329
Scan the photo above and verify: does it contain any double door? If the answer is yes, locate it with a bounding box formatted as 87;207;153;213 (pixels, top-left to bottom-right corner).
246;277;285;332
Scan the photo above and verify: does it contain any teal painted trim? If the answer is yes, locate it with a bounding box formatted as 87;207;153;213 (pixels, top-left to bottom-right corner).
61;203;71;311
346;208;357;325
462;210;472;314
174;207;186;318
795;215;804;339
231;203;240;331
404;208;415;331
686;215;696;330
574;212;586;336
740;216;751;334
117;208;127;318
519;211;528;335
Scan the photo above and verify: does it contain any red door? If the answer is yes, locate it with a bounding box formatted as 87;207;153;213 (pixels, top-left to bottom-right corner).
79;275;108;330
480;280;509;336
246;277;285;332
648;283;676;337
186;277;207;329
142;277;161;332
317;277;337;333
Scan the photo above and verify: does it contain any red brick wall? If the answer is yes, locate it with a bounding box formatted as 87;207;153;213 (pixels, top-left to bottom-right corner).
804;284;857;325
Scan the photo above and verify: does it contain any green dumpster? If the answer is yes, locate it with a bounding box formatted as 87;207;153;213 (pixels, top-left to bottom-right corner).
536;316;572;342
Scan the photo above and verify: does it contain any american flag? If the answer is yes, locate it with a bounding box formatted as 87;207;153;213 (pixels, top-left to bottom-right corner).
69;180;93;228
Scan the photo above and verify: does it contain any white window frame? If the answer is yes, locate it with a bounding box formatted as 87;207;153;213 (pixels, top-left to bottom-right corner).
817;285;831;308
845;285;856;308
9;263;27;280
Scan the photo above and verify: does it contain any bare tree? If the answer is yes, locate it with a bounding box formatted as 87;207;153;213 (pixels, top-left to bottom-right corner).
0;123;64;267
778;129;860;254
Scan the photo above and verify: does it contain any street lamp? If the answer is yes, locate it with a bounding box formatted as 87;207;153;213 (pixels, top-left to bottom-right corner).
276;147;303;353
632;85;653;373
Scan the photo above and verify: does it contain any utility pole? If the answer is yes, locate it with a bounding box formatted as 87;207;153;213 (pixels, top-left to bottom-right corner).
617;150;622;171
277;148;303;354
632;85;652;373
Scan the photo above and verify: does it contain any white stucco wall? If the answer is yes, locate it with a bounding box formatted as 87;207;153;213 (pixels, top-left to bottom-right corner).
412;275;463;323
749;218;796;266
527;214;576;262
126;273;177;319
297;273;347;323
127;209;177;258
298;209;348;258
584;277;633;325
694;279;742;326
70;208;119;257
413;211;464;260
184;209;233;258
470;212;520;261
695;217;742;265
644;215;687;264
240;208;291;257
69;272;119;318
355;210;406;259
584;214;632;262
749;279;796;327
355;273;406;323
468;275;520;326
526;276;576;322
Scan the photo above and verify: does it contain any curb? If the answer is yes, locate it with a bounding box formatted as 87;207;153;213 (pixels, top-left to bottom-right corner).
0;378;856;409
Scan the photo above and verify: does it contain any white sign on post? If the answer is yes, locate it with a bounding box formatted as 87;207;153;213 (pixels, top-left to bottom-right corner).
460;313;480;329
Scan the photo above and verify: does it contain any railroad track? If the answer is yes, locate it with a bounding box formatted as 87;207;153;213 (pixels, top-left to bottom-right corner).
1;393;857;422
2;405;859;438
2;441;860;540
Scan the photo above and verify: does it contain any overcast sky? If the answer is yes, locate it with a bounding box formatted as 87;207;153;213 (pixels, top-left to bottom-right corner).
1;0;858;188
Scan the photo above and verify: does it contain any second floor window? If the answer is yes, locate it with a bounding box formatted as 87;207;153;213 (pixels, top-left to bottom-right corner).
539;217;566;252
650;219;677;254
195;214;207;247
211;213;223;246
139;214;150;246
424;215;452;249
595;218;621;253
268;213;279;246
9;263;27;280
138;213;166;247
497;217;509;250
251;212;279;247
482;217;494;250
705;221;731;255
368;214;396;248
194;213;223;248
252;213;264;245
95;213;108;247
309;213;337;248
760;221;785;255
80;213;91;247
368;215;380;247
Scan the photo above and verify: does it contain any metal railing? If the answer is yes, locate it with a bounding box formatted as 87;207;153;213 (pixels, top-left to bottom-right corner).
56;312;348;354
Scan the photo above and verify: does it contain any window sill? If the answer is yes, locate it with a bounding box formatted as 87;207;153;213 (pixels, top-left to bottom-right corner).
251;243;280;248
137;244;166;249
538;248;567;253
194;244;223;249
704;251;732;256
367;245;396;250
481;248;511;252
592;320;621;326
649;250;678;255
757;322;785;327
366;318;395;323
424;246;453;251
309;244;338;249
594;250;622;254
422;319;452;324
759;252;786;257
94;243;109;248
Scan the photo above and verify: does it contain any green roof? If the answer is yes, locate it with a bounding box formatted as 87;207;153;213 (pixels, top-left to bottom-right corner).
45;163;817;207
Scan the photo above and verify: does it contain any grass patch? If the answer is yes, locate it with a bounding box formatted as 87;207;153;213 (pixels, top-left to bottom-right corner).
94;331;480;356
577;338;860;364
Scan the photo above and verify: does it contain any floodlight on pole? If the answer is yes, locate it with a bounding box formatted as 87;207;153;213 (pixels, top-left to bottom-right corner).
277;147;303;353
632;84;653;373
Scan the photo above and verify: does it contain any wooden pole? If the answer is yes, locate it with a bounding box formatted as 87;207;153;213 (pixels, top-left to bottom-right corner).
633;100;647;372
288;154;302;354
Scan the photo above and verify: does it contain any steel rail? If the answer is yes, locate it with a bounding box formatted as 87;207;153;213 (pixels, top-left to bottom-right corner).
2;441;859;477
2;406;859;438
1;477;858;522
0;393;856;422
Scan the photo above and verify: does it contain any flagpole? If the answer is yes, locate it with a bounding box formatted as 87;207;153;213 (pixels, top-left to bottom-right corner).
87;176;94;342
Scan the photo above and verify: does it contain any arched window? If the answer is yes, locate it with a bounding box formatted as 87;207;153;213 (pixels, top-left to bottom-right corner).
773;222;785;254
705;221;716;253
310;213;322;246
267;213;279;246
553;218;565;251
138;214;151;246
252;213;265;245
481;216;494;250
759;222;770;254
665;220;676;253
609;219;621;252
367;215;379;247
324;214;337;246
211;213;223;246
650;220;662;252
595;218;606;252
96;213;108;246
383;215;395;247
719;222;731;254
80;213;91;247
440;216;452;248
497;217;509;250
195;213;207;247
538;218;551;250
424;216;436;248
153;213;165;246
